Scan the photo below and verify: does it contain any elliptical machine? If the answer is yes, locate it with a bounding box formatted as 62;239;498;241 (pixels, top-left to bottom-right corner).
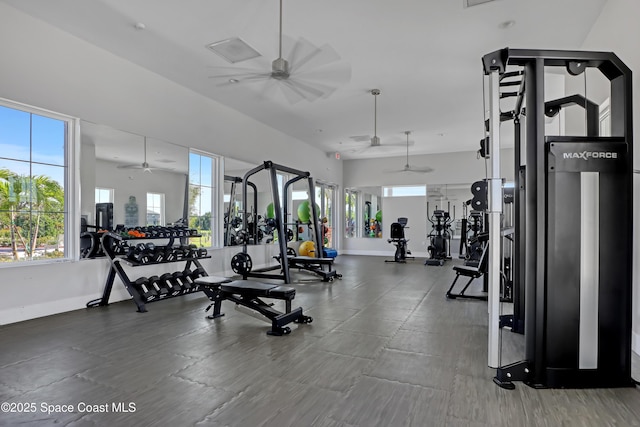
385;217;413;263
425;203;453;266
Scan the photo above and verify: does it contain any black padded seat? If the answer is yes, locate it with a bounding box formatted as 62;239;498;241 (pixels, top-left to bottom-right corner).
194;276;233;288
220;280;296;299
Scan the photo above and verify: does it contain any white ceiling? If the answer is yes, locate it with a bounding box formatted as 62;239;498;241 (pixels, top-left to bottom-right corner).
3;0;608;160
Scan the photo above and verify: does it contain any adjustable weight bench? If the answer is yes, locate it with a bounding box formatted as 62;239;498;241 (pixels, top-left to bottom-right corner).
197;276;313;336
445;238;489;301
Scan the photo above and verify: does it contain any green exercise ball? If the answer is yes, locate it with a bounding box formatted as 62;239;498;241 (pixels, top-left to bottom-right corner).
297;201;320;223
266;203;275;219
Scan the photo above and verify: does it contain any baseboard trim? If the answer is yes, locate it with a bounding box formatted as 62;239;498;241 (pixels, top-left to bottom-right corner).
0;289;132;326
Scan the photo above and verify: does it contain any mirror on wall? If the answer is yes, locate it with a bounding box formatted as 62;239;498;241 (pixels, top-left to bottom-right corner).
223;158;264;246
426;183;474;242
344;186;382;238
80;121;189;237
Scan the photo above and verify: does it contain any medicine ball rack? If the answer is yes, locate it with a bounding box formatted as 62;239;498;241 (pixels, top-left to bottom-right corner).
86;228;211;313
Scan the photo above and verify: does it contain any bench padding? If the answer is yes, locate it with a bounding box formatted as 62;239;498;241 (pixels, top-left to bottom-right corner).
220;280;296;299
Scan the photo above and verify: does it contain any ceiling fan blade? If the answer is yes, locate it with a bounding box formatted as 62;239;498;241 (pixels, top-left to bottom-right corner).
294;63;352;88
285;77;328;100
286;37;324;73
383;166;433;174
277;79;308;104
214;73;272;87
406;166;434;173
349;135;371;142
117;163;144;170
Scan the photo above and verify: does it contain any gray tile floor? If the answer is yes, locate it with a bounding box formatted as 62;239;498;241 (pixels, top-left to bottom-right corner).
0;255;639;426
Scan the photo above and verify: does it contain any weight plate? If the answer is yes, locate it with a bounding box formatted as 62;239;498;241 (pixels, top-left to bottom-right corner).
230;252;253;275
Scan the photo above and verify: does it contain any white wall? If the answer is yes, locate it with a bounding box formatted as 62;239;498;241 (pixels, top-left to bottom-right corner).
0;3;341;324
579;0;640;355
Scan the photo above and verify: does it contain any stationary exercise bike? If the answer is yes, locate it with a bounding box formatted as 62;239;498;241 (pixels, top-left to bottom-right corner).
385;217;413;263
425;207;453;266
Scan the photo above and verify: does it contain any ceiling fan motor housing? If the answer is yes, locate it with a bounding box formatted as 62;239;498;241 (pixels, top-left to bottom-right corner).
271;57;290;79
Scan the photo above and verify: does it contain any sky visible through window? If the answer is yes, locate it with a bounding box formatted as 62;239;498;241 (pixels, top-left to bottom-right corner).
0;105;66;187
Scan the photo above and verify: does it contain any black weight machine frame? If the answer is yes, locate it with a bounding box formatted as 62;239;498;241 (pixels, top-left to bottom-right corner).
232;161;339;284
482;48;634;390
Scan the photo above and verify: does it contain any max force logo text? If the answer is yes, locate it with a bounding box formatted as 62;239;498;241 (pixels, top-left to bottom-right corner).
562;151;618;160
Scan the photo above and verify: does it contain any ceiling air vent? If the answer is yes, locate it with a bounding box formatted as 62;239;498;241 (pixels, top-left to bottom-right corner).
464;0;499;8
206;37;261;63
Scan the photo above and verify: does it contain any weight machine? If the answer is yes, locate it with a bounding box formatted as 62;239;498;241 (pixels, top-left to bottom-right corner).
230;161;339;284
482;48;634;389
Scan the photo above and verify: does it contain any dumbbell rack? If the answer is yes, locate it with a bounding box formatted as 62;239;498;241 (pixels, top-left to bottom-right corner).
86;231;211;313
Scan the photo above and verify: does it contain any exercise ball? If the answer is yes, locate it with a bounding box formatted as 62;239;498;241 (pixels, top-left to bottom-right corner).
266;203;275;219
297;201;319;223
299;240;316;257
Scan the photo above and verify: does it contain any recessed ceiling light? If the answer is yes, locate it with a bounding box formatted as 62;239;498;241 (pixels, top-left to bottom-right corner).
228;78;239;84
499;20;516;29
206;37;261;64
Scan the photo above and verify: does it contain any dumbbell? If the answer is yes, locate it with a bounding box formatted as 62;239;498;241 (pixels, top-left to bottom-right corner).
127;243;151;264
149;245;165;263
190;267;206;280
172;271;192;292
148;275;169;298
196;248;208;258
133;277;157;302
159;273;182;296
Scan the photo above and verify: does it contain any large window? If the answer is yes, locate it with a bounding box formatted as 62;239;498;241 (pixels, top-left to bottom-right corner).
189;150;220;248
146;192;164;226
95;187;113;204
315;181;337;248
383;185;426;197
345;189;359;238
0;99;76;264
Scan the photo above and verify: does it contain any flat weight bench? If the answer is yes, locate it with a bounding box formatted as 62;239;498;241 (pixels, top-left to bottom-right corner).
197;276;313;336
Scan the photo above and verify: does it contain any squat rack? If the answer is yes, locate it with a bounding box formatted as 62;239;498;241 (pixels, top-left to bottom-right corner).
239;161;323;284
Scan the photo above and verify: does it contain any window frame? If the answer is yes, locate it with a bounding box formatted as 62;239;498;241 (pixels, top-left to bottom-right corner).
0;97;80;266
188;149;222;249
146;192;165;226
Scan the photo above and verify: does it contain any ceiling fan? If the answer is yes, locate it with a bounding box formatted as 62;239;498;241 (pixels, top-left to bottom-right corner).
209;0;350;104
385;131;434;173
117;137;174;173
348;89;415;153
